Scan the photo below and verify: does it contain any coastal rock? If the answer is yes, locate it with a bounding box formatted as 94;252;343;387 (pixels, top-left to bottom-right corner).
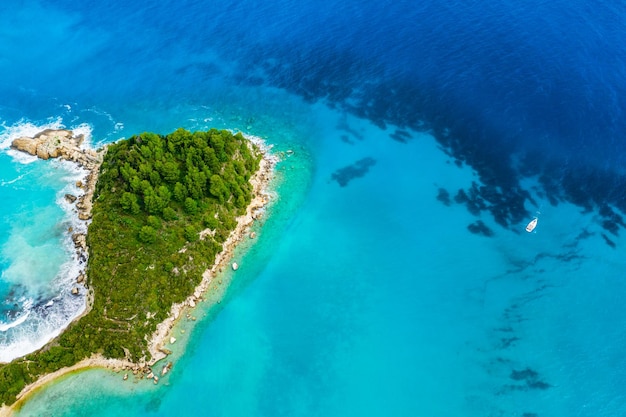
170;337;177;344
72;233;87;249
34;128;72;140
232;262;239;271
78;212;91;220
36;146;50;160
11;129;102;232
123;373;128;381
76;273;85;284
11;137;38;155
11;129;99;167
71;287;79;295
159;347;173;355
161;362;173;376
249;232;257;239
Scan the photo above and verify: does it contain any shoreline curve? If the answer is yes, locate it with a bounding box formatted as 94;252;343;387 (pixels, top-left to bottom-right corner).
0;130;278;416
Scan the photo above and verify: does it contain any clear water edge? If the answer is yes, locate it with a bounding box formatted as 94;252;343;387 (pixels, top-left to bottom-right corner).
2;1;626;416
6;112;315;415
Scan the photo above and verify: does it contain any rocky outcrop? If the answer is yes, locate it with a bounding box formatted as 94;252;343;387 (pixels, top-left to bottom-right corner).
12;129;104;223
10;129;105;309
11;129;98;164
72;233;87;252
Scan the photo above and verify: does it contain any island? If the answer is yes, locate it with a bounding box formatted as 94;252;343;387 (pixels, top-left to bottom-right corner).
0;127;276;410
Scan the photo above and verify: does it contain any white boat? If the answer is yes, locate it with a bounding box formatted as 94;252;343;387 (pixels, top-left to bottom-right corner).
525;218;538;233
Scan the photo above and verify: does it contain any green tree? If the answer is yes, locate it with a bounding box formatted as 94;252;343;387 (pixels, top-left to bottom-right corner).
173;182;187;202
203;214;219;230
157;185;172;206
147;215;161;229
138;226;157;243
161;161;180;183
144;190;164;214
184;225;198;242
209;174;228;202
184;197;198;215
120;192;140;214
163;207;178;221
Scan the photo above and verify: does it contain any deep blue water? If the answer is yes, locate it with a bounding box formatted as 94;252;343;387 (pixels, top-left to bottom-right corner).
2;1;626;416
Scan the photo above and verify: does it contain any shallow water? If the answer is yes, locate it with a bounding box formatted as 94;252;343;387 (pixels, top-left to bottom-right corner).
3;1;626;416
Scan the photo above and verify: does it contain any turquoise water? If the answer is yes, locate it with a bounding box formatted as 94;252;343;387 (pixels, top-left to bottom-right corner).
2;1;626;416
0;127;88;361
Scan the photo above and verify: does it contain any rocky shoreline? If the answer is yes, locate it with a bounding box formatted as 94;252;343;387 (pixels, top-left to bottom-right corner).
11;129;104;295
0;131;278;416
147;137;277;363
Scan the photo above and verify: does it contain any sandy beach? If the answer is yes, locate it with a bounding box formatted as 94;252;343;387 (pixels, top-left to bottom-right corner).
0;132;277;417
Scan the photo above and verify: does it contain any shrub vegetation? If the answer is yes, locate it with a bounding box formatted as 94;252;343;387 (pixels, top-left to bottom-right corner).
0;128;261;406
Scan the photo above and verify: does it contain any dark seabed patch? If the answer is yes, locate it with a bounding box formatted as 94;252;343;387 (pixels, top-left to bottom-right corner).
499;336;520;349
598;203;625;238
336;114;365;142
436;187;451;206
331;157;376;187
602;233;616;248
389;129;412;143
467;220;494;237
508;367;551;390
500;372;551;393
340;134;354;145
144;396;162;413
228;20;626;237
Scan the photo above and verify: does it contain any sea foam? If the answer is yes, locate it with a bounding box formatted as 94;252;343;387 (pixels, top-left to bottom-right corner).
0;119;94;362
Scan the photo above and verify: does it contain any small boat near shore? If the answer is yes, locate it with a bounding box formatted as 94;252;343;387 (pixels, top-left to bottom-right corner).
525;217;538;233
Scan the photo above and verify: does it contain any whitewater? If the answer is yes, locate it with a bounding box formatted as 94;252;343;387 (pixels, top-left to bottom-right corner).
0;121;93;363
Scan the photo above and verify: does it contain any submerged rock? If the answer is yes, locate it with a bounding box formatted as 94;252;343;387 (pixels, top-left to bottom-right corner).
161;362;173;376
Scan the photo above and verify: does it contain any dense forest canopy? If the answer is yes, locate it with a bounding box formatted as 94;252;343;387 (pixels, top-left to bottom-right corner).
0;128;262;406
